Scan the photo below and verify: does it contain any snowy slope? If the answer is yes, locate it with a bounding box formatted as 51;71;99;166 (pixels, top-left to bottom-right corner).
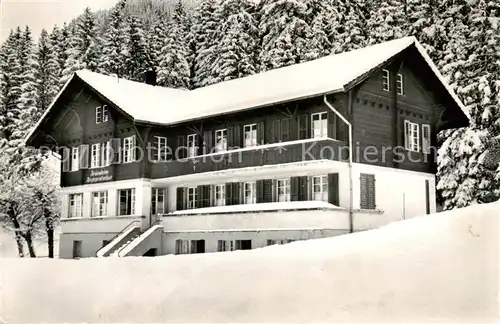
2;202;499;323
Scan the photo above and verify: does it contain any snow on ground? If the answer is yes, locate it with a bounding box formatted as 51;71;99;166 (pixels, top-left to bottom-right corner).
1;202;499;323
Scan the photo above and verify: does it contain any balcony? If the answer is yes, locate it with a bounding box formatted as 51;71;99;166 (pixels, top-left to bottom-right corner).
150;138;348;179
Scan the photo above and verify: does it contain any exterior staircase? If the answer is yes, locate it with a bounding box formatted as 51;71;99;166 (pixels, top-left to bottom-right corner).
96;221;163;258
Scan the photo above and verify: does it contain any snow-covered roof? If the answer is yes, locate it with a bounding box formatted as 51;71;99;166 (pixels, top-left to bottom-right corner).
26;37;469;144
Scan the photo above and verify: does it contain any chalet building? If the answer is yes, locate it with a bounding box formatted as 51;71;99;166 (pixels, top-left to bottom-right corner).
26;37;469;258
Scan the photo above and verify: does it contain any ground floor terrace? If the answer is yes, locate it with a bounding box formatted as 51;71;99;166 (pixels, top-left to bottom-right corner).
59;160;436;258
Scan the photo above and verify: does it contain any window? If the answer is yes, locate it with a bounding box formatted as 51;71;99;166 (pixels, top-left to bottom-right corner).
92;191;108;217
267;239;293;246
298;115;309;140
215;129;227;152
70;147;79;171
101;141;111;167
213;184;226;207
397;73;404;95
68;193;83;218
102;105;109;122
95;106;109;124
118;189;135;216
360;173;376;209
244;124;257;147
217;240;234;252
175;239;190;255
312;175;328;202
187;134;198;157
422;124;431;154
243;182;256;204
154;136;168;162
123;136;136;163
151;188;165;215
404;120;420;152
382;69;390;91
186;187;197;209
311;112;328;138
91;143;101;168
95;106;102;124
276;178;291;202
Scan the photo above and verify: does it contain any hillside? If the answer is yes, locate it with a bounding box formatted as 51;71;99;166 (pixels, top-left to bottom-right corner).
1;201;498;323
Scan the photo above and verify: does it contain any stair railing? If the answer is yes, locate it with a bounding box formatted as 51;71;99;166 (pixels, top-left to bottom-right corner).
95;220;141;257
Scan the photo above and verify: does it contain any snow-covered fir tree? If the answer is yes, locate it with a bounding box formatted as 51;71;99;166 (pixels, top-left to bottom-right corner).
157;18;190;88
190;0;222;88
53;23;72;87
302;0;334;61
367;0;408;45
330;0;369;53
98;0;129;77
210;0;259;83
0;28;23;145
258;0;310;71
124;16;150;81
148;19;168;69
34;29;59;113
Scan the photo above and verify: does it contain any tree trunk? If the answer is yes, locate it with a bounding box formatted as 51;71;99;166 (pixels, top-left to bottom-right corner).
23;232;37;258
14;232;25;258
8;205;25;258
45;216;54;258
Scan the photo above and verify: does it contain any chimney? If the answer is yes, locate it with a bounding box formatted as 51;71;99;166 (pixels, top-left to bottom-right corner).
145;70;157;86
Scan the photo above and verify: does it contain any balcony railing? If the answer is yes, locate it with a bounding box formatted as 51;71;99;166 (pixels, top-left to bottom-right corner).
150;138;348;178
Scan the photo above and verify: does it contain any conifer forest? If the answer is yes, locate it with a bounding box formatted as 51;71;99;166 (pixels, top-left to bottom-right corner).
0;0;499;255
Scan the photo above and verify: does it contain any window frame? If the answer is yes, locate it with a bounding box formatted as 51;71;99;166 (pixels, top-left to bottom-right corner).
404;120;420;152
175;239;190;255
186;187;197;210
213;184;226;207
243;124;257;148
243;181;256;204
276;178;291;202
102;105;109;122
70;147;79;172
91;143;101;168
187;133;198;158
311;112;328;139
397;73;404;95
118;188;136;216
311;175;328;202
92;191;108;217
68;193;83;218
151;188;165;215
154;136;168;162
95;106;102;124
217;240;235;252
123;136;136;163
382;69;390;92
215;129;228;152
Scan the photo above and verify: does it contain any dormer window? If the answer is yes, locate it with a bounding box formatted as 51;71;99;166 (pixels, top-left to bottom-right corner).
95;105;109;124
382;69;390;92
397;73;404;95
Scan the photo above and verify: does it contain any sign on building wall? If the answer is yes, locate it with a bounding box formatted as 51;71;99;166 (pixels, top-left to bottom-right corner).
85;169;113;184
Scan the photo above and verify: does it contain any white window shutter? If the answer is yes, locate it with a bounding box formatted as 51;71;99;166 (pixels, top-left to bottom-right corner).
404;120;410;150
131;135;136;161
422;124;431;154
79;144;89;169
62;147;70;172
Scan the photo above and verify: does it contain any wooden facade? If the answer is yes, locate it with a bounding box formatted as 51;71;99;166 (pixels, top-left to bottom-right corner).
28;46;468;189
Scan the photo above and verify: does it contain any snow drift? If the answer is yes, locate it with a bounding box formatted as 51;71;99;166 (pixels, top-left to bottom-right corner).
1;202;499;323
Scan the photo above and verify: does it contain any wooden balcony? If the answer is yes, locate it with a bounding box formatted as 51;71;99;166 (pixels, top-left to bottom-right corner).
150;138;348;179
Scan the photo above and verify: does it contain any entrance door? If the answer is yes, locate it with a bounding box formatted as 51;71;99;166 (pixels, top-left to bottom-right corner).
73;240;82;259
191;240;205;253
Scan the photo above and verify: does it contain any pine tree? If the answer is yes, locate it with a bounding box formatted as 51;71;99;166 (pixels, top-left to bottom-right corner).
302;0;335;61
258;0;310;71
75;7;101;71
330;0;369;53
54;23;72;87
124;16;150;81
210;0;259;83
367;0;408;45
190;0;221;88
157;19;190;88
98;0;129;77
0;28;23;145
148;19;168;69
35;29;59;113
